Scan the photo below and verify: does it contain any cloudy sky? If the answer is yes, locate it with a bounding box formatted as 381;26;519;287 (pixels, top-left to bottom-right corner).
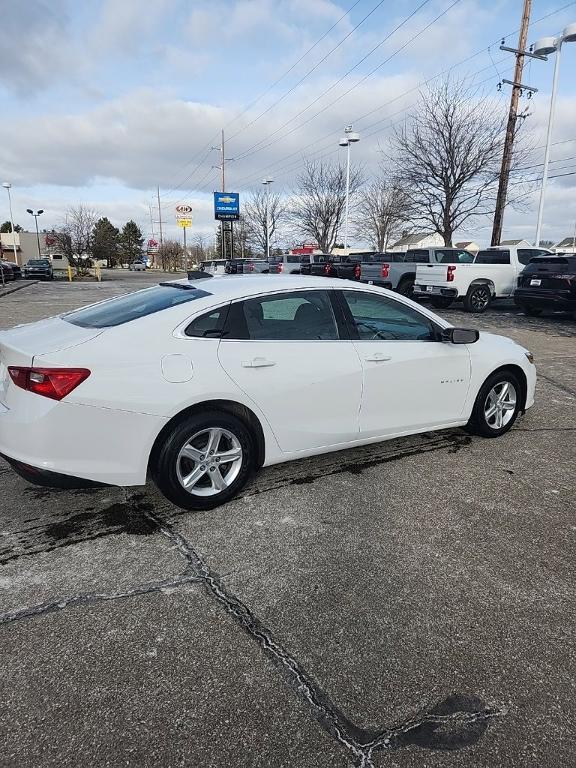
1;0;576;247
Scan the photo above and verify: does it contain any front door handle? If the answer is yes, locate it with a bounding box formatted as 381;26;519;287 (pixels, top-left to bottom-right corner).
242;357;277;368
365;353;391;362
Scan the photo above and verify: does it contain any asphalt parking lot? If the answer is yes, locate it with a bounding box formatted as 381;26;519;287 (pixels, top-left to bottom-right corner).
1;274;574;768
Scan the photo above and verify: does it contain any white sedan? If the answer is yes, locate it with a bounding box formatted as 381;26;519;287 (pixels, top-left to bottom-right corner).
0;275;536;510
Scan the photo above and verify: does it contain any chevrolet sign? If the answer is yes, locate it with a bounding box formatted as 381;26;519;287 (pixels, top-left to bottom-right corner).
214;192;240;221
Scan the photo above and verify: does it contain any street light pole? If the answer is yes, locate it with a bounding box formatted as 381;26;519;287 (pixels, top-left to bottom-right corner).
262;178;273;259
339;126;360;251
2;182;19;266
27;209;44;257
533;24;576;245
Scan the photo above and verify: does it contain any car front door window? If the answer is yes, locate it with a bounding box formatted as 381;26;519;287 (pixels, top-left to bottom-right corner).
341;291;436;341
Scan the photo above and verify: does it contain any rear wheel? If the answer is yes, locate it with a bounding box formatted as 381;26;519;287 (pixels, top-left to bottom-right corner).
466;371;521;438
153;410;255;510
464;284;491;313
396;278;415;297
430;296;453;309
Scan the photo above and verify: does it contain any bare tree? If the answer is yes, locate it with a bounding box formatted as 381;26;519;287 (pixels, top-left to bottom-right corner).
158;240;184;272
52;205;98;272
391;80;508;246
291;160;363;253
355;173;411;251
243;190;286;255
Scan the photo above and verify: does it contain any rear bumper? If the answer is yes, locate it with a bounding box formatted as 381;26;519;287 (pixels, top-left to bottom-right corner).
414;284;459;298
0;392;166;486
514;289;576;311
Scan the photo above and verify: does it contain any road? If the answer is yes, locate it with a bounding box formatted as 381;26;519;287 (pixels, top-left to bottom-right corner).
0;274;575;767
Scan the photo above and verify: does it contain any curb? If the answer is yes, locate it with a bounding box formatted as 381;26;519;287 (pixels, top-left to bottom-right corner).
0;280;39;298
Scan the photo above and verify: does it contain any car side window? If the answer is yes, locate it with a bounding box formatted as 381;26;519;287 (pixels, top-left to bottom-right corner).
225;290;339;341
342;291;437;341
185;305;229;337
518;249;544;265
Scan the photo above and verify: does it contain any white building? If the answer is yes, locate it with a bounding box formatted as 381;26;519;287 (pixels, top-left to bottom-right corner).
388;232;444;252
553;237;576;254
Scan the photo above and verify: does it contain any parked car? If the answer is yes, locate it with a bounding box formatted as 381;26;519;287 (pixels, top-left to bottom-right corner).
514;253;576;318
299;254;339;276
268;254;310;274
225;259;269;274
200;259;227;275
0;275;536;511
368;248;474;297
413;245;552;312
0;261;18;282
129;260;147;271
22;258;54;280
322;252;389;282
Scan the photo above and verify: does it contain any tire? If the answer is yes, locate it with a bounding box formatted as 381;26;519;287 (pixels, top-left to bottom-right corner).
153;410;255;510
396;278;415;297
463;284;492;313
430;296;453;309
466;371;522;438
523;306;542;317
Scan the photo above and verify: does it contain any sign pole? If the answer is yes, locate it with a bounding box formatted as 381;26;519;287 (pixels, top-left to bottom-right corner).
183;225;187;270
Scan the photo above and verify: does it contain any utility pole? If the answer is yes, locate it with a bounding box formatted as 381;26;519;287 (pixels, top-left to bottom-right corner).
157;186;164;245
491;0;534;245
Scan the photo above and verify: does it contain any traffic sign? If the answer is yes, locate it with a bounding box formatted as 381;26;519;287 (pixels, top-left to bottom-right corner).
214;192;240;221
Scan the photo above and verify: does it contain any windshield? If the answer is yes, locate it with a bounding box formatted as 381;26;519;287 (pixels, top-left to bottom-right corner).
28;259;50;266
64;284;211;328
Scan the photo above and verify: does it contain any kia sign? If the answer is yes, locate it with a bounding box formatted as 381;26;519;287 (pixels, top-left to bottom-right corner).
176;204;193;215
214;192;240;221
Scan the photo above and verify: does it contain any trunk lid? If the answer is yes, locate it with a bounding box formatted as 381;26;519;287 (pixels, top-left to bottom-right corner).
416;264;454;285
518;256;576;291
0;316;104;368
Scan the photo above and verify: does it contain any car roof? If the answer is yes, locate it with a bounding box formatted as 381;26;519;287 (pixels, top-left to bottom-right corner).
170;273;351;299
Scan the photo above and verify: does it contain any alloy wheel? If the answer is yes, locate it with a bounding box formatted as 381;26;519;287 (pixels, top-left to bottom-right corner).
471;287;491;311
483;381;517;430
176;428;243;497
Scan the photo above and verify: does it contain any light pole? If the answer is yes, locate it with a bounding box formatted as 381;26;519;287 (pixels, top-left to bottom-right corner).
533;23;576;245
262;178;274;259
2;182;20;266
26;208;44;258
339;126;360;251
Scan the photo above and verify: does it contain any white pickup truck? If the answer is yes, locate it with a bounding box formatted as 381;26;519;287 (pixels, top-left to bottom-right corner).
413;245;553;312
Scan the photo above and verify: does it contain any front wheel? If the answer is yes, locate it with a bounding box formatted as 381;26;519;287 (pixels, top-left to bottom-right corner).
464;284;492;313
153;410;255;510
466;371;521;438
430;296;453;309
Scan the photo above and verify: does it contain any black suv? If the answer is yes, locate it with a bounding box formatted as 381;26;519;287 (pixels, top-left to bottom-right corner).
23;258;54;280
514;254;576;318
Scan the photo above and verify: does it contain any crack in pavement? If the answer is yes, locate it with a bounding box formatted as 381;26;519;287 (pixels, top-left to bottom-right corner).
0;572;201;624
537;372;576;399
141;507;505;767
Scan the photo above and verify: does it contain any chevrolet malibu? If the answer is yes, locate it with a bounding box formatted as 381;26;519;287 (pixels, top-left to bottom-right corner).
0;275;536;510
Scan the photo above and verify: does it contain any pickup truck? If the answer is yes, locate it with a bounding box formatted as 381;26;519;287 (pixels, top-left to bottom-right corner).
305;252;400;283
413;245;553;312
299;254;344;277
361;247;473;296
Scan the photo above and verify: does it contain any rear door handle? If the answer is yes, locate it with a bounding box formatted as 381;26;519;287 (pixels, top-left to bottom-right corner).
242;357;277;368
365;353;391;362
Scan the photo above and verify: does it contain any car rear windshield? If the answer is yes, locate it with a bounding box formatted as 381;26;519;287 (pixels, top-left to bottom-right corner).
526;256;576;270
64;284;212;328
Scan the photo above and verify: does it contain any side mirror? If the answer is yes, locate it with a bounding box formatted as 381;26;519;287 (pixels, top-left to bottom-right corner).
442;327;479;344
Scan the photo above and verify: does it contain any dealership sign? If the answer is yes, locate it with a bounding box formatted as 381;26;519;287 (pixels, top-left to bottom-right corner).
175;204;193;215
214;192;240;221
176;218;192;228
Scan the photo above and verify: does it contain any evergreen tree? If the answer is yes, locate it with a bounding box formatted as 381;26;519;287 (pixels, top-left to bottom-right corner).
0;221;22;233
119;220;144;265
91;217;120;268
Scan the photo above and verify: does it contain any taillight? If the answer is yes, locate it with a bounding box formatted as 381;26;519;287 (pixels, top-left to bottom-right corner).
278;262;284;273
381;263;390;279
8;367;91;401
247;263;254;272
354;263;361;280
324;263;332;276
447;265;456;282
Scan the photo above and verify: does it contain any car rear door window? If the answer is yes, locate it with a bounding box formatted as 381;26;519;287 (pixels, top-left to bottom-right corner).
225;290;338;341
475;249;511;264
518;248;549;265
341;290;437;341
185;305;229;337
